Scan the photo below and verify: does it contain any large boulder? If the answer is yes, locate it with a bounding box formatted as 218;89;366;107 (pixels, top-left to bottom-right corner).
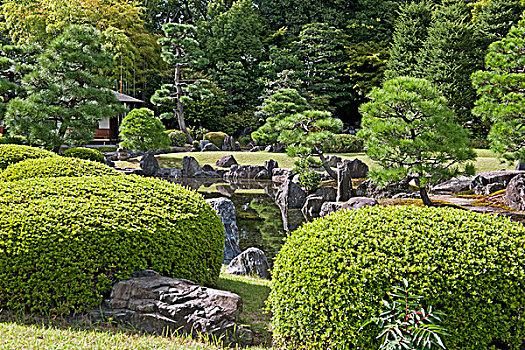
154;167;182;180
275;179;306;210
432;175;474;194
216;155;238;168
302;196;325;221
221;136;241;152
225;248;271;279
325;155;342;168
182;156;202;177
506;174;525;211
337;160;353;201
90;270;252;346
319;197;378;217
265;159;279;179
356;178;413;199
272;168;293;183
470;171;522;195
314;186;337;202
139;152;159;177
202;143;221;152
224;164;267;181
206;197;242;264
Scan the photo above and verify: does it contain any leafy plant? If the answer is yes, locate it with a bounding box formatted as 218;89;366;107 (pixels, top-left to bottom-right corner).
166;130;189;147
364;279;448;350
63;147;105;163
0;175;224;314
119;108;170;152
0;144;57;170
0;157;119;181
268;205;525;350
293;158;321;193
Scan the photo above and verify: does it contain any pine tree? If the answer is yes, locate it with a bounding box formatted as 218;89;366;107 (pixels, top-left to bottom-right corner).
252;88;343;179
473;0;524;49
150;23;211;143
5;25;123;151
472;18;525;162
291;23;352;112
384;0;433;80
359;76;476;206
416;2;485;133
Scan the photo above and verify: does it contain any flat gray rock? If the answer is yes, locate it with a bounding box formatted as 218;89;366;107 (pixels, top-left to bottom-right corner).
89;270;252;346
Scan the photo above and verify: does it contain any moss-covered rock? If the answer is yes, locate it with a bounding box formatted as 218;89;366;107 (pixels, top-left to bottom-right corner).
268;205;525;350
0;176;224;313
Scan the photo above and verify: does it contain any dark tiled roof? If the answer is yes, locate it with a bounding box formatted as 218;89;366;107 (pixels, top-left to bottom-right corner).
110;90;144;103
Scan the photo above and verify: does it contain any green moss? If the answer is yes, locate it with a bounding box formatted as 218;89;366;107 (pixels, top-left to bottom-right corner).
0;176;224;314
0;144;57;170
268;205;525;349
204;132;228;148
0;157;120;181
63;147;105;163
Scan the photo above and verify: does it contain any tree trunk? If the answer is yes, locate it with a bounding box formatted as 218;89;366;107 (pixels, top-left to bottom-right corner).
315;146;337;180
416;178;433;207
174;51;193;143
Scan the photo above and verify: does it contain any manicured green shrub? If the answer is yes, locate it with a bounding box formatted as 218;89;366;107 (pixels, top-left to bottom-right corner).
268;205;525;350
204;132;228;148
166;129;188;147
0;135;28;145
63;147;105;163
0;175;225;313
0;144;57;170
0;157;120;181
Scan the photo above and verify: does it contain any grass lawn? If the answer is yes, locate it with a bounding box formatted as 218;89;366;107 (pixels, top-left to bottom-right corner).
116;149;516;173
0;273;273;350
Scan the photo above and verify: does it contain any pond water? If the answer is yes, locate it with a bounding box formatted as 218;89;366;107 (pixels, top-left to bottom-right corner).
169;178;305;266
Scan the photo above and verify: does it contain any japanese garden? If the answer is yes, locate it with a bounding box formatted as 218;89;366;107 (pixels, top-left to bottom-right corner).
1;0;525;349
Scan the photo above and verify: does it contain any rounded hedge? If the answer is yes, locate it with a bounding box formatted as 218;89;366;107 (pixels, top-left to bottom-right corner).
268;206;525;350
63;147;105;163
0;144;57;170
0;176;225;313
204;132;228;148
0;157;120;181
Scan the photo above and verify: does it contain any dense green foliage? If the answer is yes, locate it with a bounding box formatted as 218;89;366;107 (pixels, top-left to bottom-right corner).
0;157;119;181
269;205;525;349
204;132;228;147
0;175;225;313
0;144;56;170
119;108;170;152
0;135;27;145
359;77;476;205
166;130;189;147
4;25;124;150
472;18;525;162
63;147;105;163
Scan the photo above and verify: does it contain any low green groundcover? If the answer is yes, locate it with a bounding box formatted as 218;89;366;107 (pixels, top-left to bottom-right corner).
0;144;57;170
0;157;120;181
0;175;224;314
268;205;525;350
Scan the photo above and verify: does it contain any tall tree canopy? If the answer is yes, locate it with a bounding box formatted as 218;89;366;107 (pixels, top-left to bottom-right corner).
0;0;162;100
472;18;525;162
5;25;124;150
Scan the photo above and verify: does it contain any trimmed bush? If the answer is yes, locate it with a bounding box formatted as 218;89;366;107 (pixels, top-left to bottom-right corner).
0;175;224;313
0;157;120;181
268;206;525;350
166;129;188;147
0;144;57;170
63;147;105;163
322;133;364;153
0;135;28;145
204;132;228;148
